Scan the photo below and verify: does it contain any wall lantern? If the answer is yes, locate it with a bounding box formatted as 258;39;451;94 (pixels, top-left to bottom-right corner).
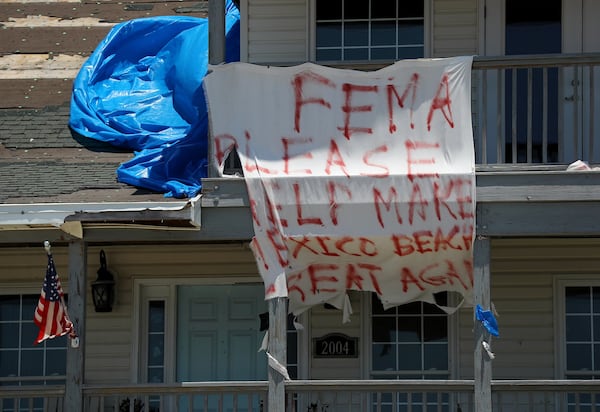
91;250;116;313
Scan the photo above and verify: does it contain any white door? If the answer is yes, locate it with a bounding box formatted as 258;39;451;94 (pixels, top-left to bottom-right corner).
177;284;268;381
177;284;268;411
481;0;600;163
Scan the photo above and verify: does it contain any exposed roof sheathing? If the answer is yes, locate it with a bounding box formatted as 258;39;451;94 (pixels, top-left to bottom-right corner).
0;0;209;108
0;0;211;205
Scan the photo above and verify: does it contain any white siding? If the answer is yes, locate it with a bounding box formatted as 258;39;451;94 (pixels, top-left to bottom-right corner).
5;237;600;384
244;0;479;63
309;291;362;379
0;246;65;286
84;243;260;383
246;0;308;63
432;0;479;57
458;238;600;379
0;243;260;384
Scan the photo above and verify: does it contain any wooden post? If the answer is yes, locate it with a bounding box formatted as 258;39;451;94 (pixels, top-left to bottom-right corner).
268;297;287;412
208;0;226;65
473;235;492;411
207;0;225;178
65;240;87;411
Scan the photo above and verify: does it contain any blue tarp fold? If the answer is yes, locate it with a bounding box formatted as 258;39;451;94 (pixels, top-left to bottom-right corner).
69;1;240;198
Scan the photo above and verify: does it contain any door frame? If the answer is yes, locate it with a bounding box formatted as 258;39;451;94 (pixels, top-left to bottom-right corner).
481;0;584;55
132;280;177;383
480;0;600;163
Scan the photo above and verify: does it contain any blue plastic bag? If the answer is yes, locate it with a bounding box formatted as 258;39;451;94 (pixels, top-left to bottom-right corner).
475;304;499;337
69;1;240;198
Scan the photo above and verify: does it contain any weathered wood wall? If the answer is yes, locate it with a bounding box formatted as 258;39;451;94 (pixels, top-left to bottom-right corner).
0;0;209;108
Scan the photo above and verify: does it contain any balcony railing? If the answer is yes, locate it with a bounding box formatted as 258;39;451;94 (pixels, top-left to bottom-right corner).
473;53;600;166
221;53;600;175
4;379;600;411
0;385;64;412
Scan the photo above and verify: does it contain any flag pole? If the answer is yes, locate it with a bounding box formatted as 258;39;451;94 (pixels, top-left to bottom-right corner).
43;241;78;341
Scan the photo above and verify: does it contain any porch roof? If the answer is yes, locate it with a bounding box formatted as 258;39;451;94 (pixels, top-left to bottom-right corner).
1;168;599;244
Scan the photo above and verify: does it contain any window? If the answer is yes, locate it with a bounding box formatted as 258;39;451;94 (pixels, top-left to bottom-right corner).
371;293;449;411
315;0;425;61
137;285;176;412
146;300;165;412
563;285;600;411
371;294;449;379
564;286;600;378
0;294;67;412
287;314;299;380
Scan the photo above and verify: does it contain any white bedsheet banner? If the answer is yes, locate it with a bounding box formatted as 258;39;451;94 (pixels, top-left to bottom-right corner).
204;56;475;315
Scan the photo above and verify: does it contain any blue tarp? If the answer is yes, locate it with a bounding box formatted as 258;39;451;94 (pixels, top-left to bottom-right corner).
69;1;240;198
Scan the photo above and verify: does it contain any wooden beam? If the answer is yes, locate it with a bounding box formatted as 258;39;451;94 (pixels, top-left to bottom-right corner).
268;297;287;412
208;0;225;65
0;78;72;108
473;235;492;411
0;27;110;55
64;209;201;228
0;2;208;23
478;202;600;236
65;240;87;411
207;0;225;177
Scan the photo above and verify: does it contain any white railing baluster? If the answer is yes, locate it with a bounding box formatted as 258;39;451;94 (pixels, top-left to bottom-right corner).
589;65;595;162
497;68;505;163
527;67;533;163
511;67;518;163
480;69;488;164
543;67;548;163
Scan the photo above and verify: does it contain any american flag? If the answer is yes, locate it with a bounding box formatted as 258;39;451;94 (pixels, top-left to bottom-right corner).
33;253;73;345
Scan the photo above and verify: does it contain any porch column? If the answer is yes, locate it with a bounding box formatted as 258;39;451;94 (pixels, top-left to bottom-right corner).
208;0;225;66
65;240;87;411
268;297;287;412
473;235;492;411
207;0;226;178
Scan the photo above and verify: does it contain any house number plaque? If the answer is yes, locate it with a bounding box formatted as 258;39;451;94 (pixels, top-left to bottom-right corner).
313;333;358;358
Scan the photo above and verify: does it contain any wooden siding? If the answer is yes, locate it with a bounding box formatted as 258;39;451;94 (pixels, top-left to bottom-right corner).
458;238;600;380
246;0;308;63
